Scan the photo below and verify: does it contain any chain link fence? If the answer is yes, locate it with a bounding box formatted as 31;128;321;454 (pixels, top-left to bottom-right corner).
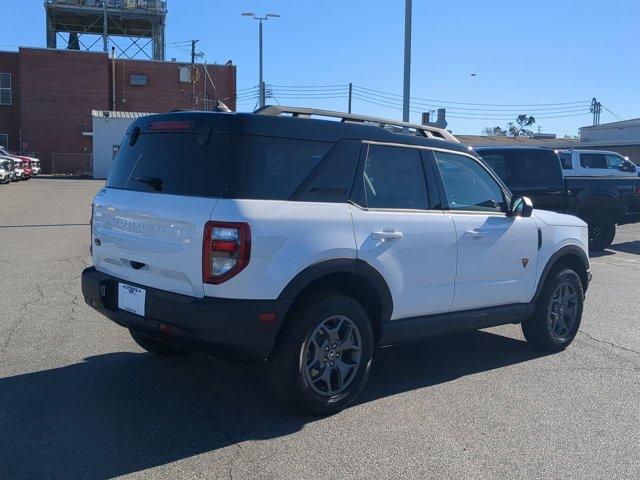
43;153;93;176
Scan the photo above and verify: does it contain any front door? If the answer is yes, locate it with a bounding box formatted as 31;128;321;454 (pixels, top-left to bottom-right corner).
350;143;457;320
432;150;539;311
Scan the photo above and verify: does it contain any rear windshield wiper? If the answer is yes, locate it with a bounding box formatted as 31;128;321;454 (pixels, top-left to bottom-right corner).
132;176;163;191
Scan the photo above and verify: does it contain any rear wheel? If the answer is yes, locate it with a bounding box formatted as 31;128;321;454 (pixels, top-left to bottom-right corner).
129;330;189;356
268;292;375;415
585;210;615;251
522;268;583;351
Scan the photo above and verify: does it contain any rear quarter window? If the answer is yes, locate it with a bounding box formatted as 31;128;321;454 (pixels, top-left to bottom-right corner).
249;137;331;200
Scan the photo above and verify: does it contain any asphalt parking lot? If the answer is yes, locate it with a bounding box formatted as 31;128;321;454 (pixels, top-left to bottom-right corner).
1;178;639;480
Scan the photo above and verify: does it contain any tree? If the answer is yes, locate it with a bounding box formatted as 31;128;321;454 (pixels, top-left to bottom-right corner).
508;114;536;138
482;126;507;136
483;114;536;138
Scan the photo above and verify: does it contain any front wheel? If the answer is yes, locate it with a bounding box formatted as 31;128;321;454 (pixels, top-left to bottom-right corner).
522;268;584;351
585;210;615;251
268;292;375;415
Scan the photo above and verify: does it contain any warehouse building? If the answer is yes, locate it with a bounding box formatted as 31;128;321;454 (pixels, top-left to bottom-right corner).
0;47;236;174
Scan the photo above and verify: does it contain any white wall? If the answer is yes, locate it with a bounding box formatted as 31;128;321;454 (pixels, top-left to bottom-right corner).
581;121;640;142
92;115;137;179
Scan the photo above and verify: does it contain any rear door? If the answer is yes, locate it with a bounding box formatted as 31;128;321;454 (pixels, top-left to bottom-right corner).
432;150;539;311
92;124;228;298
350;143;457;320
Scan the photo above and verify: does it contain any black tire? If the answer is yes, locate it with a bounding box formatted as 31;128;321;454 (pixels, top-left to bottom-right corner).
268;292;375;415
522;268;584;352
129;330;189;356
585;210;615;251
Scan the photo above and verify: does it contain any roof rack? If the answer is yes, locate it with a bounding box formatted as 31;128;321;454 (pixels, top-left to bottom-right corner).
254;105;459;143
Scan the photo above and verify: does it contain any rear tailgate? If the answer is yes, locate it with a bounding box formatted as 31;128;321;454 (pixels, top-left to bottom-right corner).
92;117;228;298
93;189;217;297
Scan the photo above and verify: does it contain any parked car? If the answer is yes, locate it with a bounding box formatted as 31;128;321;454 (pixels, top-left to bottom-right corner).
82;107;591;414
0;157;16;181
11;158;25;181
558;149;638;177
28;158;41;175
16;155;40;176
0;159;10;184
22;158;32;180
475;146;640;250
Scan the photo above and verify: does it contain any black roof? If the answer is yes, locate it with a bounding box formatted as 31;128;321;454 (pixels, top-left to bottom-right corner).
129;110;470;155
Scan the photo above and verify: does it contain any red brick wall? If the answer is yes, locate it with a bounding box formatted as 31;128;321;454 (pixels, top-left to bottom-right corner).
112;60;236;113
18;48;109;171
0;51;20;152
0;47;236;173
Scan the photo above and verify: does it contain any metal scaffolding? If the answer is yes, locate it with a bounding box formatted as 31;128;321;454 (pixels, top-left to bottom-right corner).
44;0;167;60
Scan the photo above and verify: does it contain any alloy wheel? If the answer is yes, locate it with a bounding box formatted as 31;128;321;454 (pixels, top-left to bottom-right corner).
548;282;578;340
301;315;362;397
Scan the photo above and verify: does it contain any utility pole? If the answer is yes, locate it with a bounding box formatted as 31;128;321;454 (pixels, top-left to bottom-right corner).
590;97;602;126
191;40;199;109
348;82;353;113
103;1;108;53
242;12;280;108
403;0;412;124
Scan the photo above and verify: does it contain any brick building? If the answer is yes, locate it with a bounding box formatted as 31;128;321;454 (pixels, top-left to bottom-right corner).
0;47;236;173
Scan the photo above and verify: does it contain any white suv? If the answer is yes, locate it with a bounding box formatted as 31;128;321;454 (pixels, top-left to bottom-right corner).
82;107;591;414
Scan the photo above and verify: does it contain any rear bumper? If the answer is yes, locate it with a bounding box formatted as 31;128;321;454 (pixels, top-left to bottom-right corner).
81;267;292;363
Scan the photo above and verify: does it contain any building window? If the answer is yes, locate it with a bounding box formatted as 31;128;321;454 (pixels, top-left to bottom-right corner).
0;73;11;106
130;74;148;86
0;134;8;149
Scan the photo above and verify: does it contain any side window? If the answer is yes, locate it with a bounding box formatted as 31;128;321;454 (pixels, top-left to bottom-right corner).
434;151;506;212
358;145;428;210
605;154;624;170
580;153;607;169
559;152;573;169
250;137;331;200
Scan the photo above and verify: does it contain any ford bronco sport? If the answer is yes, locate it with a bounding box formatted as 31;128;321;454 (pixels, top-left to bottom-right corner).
82;106;591;414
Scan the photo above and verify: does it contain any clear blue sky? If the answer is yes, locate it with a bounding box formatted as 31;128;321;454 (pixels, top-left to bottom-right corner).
1;0;638;135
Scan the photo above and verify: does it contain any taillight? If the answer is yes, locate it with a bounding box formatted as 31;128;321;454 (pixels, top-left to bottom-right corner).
90;204;94;255
203;221;251;284
635;186;640;198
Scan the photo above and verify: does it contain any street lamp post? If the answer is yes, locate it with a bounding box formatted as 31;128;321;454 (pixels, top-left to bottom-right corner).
403;0;412;124
242;12;280;108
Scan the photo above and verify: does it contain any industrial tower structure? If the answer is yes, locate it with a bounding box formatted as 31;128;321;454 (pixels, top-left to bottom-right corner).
44;0;167;60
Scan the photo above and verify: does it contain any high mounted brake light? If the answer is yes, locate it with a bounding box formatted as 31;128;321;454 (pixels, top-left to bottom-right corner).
148;121;192;132
203;221;251;284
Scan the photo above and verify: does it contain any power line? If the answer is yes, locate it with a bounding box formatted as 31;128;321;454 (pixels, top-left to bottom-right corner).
601;105;624;121
353;84;591;108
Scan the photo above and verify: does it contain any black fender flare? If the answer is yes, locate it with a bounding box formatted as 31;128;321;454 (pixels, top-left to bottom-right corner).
277;257;393;324
532;245;590;302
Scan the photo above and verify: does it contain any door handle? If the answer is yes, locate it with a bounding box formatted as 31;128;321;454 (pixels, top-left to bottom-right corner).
464;229;485;240
372;229;403;241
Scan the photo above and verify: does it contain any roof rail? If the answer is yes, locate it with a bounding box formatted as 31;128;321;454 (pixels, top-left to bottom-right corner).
254;105;459;143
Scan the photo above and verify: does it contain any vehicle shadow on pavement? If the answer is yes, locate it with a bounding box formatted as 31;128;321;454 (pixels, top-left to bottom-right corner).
359;329;548;404
0;330;547;479
606;240;640;256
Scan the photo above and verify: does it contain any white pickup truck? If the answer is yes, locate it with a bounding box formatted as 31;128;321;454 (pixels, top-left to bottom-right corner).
558;149;638;177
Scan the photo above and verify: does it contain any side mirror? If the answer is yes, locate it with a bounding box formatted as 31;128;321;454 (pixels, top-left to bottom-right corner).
509;196;533;218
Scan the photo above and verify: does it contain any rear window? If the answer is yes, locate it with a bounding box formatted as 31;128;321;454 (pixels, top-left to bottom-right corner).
107;132;227;197
479;149;560;184
107;131;332;200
